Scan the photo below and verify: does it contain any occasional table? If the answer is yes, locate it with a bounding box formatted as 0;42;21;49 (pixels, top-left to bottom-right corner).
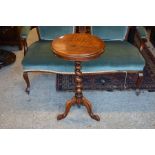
51;33;105;121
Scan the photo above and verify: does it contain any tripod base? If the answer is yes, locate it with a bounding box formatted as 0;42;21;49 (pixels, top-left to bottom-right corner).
57;96;100;121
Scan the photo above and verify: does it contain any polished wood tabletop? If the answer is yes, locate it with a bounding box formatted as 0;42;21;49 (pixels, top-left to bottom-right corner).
51;33;105;61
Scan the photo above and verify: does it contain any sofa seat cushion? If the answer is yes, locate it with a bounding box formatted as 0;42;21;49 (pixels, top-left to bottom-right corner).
22;41;145;73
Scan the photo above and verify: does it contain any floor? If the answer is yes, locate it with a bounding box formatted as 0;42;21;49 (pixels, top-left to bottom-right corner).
0;28;155;128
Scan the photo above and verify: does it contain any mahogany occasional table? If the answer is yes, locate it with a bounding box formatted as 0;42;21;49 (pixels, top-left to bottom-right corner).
51;33;105;121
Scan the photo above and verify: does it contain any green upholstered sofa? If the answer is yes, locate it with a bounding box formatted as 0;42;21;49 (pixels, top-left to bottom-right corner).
21;26;147;94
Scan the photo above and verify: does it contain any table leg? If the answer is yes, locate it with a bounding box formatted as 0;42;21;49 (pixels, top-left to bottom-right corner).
57;61;100;121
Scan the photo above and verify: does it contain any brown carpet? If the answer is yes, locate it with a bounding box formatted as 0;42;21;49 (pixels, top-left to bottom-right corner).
56;65;155;91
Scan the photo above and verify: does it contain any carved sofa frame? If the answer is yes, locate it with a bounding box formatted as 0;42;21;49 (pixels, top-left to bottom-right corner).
21;26;149;95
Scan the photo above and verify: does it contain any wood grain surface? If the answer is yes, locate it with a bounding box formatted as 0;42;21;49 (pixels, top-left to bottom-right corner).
51;33;105;61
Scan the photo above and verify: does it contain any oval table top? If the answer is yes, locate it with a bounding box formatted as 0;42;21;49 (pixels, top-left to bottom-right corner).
51;33;105;61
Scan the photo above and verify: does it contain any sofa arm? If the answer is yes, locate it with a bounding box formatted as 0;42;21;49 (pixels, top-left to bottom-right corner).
20;26;31;39
136;26;148;41
20;26;31;56
134;27;155;69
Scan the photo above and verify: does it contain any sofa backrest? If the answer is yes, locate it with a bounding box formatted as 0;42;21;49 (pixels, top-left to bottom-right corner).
38;26;74;40
91;26;129;41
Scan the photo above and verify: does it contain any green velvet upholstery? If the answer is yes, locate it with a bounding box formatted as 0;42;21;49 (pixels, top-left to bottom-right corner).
92;26;128;41
20;26;31;39
38;26;74;40
136;26;148;39
22;41;145;73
